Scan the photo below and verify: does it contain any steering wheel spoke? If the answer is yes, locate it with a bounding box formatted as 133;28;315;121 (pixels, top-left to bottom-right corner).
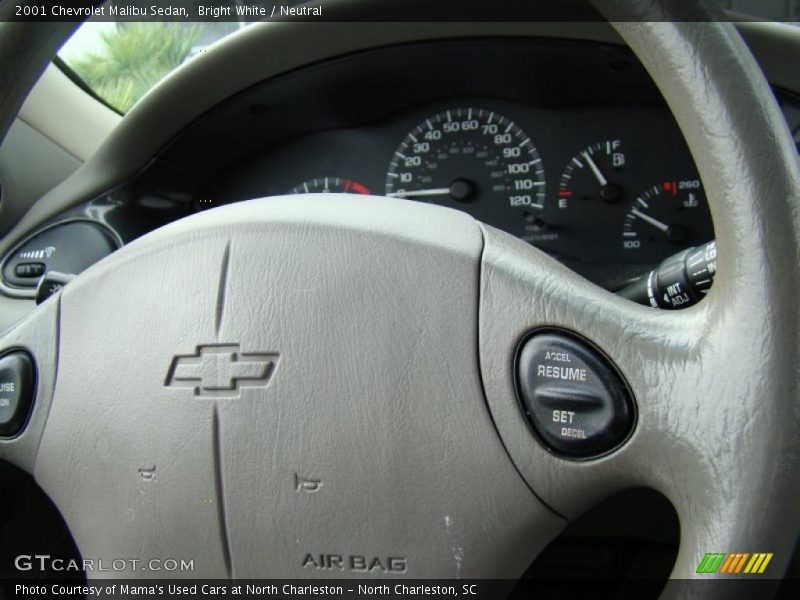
479;221;709;504
478;220;799;582
0;298;59;475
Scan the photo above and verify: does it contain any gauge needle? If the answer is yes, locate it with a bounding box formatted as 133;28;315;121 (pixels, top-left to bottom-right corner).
582;152;608;187
387;188;451;198
631;208;670;233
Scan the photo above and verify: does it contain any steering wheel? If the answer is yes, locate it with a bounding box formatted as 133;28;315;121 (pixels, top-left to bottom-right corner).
1;1;798;595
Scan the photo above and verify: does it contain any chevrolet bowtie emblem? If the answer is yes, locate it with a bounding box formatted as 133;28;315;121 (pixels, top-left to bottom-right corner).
165;344;279;398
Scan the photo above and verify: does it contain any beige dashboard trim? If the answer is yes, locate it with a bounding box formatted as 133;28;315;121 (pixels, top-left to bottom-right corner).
18;64;121;163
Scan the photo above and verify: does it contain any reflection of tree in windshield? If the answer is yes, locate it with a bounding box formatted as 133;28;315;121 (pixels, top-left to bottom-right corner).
63;0;250;114
68;22;204;113
60;0;317;112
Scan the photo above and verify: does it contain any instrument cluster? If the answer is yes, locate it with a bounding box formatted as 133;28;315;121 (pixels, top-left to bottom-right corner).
201;99;713;289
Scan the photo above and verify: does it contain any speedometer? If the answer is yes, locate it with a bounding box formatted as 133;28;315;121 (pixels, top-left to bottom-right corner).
385;108;545;230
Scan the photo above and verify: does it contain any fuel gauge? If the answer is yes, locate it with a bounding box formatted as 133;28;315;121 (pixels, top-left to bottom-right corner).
557;140;627;207
530;140;630;260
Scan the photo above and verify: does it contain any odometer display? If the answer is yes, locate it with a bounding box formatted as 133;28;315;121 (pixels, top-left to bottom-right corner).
385;108;545;229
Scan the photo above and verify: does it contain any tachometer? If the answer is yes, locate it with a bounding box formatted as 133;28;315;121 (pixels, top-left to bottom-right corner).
384;108;545;229
289;177;371;195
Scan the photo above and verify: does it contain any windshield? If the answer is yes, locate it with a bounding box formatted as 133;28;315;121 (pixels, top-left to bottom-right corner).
57;0;799;114
58;21;250;113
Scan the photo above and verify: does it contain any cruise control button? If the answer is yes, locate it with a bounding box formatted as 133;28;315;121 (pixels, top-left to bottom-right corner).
0;352;36;437
516;331;634;458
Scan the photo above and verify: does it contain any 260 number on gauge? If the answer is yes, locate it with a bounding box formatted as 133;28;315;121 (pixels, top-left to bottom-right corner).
385;108;545;214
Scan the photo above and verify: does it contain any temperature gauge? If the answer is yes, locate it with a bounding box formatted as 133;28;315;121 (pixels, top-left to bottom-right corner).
622;179;714;263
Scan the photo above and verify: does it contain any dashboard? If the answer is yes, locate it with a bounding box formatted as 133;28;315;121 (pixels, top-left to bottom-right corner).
184;38;717;290
4;37;800;297
202;99;710;289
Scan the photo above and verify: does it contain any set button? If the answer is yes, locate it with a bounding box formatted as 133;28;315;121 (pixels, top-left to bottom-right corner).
516;330;634;459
